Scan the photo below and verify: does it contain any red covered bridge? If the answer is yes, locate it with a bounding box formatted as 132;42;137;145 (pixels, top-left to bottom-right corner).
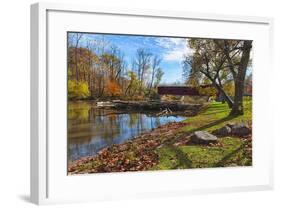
157;85;213;96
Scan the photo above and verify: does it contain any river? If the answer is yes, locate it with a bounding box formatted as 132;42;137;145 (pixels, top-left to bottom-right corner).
68;101;186;162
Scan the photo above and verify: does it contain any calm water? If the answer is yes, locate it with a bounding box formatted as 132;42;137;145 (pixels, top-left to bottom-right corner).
68;101;186;162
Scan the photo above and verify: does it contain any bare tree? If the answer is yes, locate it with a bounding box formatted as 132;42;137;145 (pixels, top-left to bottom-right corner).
73;33;83;81
133;48;152;95
85;39;94;96
148;55;162;96
154;68;164;88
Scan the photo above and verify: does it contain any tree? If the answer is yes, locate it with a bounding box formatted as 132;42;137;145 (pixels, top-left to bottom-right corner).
85;39;95;96
197;78;217;98
229;40;252;115
125;71;139;97
184;39;234;108
148;55;162;96
133;48;152;95
106;80;121;97
100;53;119;81
68;80;90;99
214;39;252;115
73;33;83;81
67;34;167;101
154;67;164;88
244;73;252;95
184;39;252;115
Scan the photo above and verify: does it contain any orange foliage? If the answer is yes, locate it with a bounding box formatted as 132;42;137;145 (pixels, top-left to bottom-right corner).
106;81;121;97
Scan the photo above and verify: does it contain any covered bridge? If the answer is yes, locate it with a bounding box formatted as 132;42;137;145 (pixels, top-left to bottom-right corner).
157;85;213;96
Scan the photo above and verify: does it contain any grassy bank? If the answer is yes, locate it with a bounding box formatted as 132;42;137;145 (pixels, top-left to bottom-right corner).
68;100;252;174
154;99;252;170
155;137;251;170
181;99;252;132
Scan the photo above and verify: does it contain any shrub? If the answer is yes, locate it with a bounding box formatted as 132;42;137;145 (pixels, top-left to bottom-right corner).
68;80;90;99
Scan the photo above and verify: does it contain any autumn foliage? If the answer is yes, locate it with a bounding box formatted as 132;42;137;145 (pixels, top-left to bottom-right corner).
68;80;90;99
106;80;122;97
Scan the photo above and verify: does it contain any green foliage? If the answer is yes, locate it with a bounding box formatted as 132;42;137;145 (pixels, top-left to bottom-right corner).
68;80;90;99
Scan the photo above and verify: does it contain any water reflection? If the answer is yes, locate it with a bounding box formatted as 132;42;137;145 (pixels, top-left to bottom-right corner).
68;101;186;162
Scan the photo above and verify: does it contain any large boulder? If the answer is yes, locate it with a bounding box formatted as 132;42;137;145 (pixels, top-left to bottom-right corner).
190;131;218;144
229;123;251;137
212;125;232;136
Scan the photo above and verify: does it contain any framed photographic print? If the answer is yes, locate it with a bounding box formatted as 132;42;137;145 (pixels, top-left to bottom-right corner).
30;2;274;205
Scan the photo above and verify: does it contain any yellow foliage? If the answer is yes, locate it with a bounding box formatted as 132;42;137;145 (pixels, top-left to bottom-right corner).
198;86;217;97
223;82;235;97
68;80;90;99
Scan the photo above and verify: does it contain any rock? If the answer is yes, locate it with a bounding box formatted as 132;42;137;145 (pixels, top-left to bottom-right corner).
190;131;218;144
212;125;232;136
225;123;235;128
211;123;251;137
230;123;251;136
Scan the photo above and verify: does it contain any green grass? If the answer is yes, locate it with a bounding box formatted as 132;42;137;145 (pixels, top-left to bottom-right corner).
181;99;252;133
154;137;251;170
154;99;252;170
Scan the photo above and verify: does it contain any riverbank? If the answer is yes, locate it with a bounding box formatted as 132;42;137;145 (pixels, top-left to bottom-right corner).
69;100;204;116
68;100;252;174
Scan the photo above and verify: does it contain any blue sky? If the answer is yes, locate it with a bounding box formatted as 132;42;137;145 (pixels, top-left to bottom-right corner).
75;33;191;84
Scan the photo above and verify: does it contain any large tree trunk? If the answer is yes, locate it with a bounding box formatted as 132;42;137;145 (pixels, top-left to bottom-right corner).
230;40;252;116
214;82;234;108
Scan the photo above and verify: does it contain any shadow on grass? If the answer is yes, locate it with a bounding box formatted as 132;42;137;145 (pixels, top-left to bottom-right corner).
166;145;192;169
214;142;246;167
202;110;230;116
186;115;238;134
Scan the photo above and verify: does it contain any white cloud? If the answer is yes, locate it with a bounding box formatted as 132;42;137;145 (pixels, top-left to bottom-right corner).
155;37;193;62
164;47;188;61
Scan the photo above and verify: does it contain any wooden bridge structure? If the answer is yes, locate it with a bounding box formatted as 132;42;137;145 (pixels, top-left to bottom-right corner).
157;85;213;96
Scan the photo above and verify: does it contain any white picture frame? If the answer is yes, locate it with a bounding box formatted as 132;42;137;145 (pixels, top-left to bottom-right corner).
30;2;274;205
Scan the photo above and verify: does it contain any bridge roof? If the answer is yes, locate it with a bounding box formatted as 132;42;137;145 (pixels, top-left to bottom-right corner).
157;86;199;96
157;85;213;96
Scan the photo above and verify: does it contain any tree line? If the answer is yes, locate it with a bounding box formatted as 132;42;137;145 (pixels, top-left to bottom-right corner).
67;33;164;101
68;33;252;116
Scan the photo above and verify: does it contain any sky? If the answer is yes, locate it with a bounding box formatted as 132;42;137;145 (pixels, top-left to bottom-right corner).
74;33;192;84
